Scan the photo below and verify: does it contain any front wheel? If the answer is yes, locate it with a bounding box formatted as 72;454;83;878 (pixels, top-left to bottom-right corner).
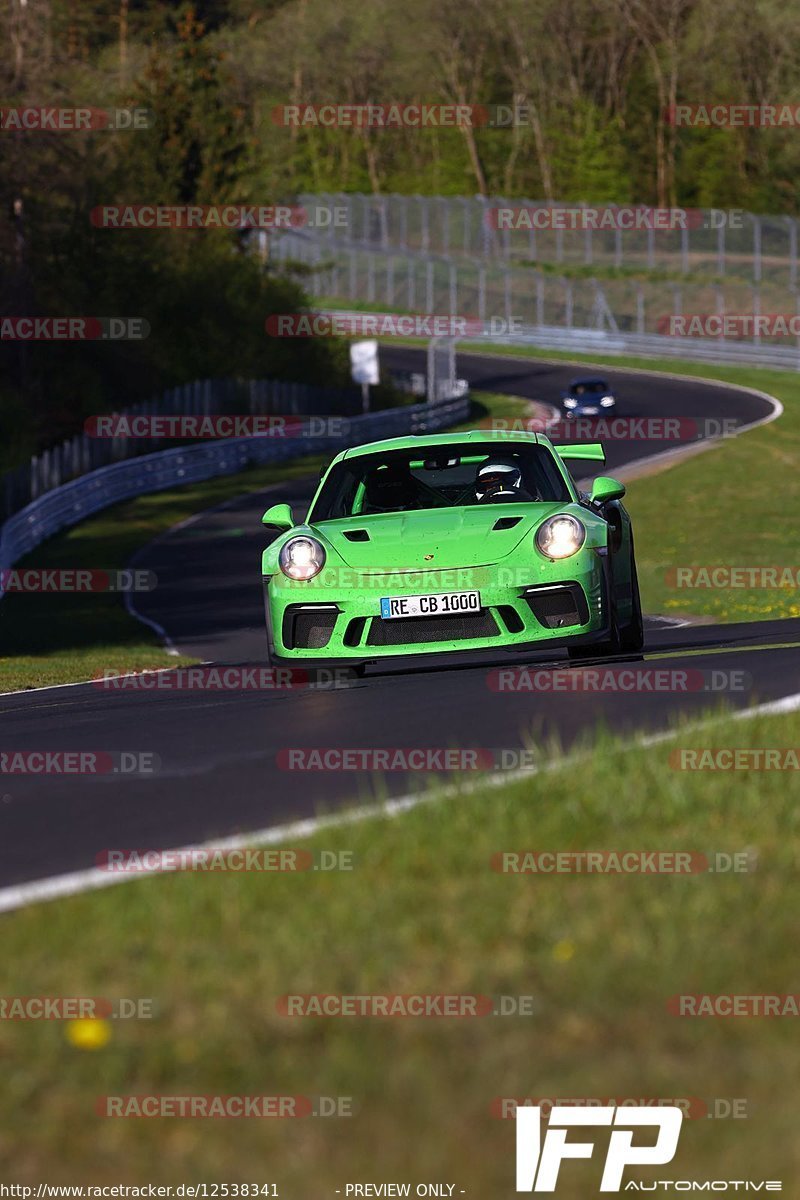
569;549;643;660
618;555;644;653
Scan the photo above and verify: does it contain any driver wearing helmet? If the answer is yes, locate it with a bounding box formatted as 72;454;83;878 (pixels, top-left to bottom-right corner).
475;456;535;503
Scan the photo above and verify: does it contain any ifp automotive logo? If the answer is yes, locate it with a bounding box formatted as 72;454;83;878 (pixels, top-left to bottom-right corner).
515;1104;682;1191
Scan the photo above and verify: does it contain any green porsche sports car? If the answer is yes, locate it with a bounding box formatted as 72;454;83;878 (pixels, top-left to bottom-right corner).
261;430;643;671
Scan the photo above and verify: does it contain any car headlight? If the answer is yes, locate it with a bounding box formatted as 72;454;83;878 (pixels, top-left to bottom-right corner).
600;396;615;407
563;397;577;408
536;515;586;560
279;536;326;580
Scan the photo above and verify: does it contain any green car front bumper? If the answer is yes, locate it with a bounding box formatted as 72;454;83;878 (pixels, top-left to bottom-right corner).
263;548;611;663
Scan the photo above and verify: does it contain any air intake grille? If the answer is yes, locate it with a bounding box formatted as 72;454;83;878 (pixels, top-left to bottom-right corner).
283;606;338;649
367;610;498;646
524;585;588;629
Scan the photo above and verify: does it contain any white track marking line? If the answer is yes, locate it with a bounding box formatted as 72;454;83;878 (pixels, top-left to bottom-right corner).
2;689;800;916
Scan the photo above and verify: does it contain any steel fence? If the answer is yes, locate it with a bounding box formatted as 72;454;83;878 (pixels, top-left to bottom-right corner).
299;192;800;289
271;228;800;368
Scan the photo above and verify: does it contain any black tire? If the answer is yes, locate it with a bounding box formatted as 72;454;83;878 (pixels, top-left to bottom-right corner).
568;537;643;660
619;554;644;653
568;605;620;660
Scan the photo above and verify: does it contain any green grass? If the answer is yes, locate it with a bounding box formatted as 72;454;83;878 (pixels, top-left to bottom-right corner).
2;706;798;1188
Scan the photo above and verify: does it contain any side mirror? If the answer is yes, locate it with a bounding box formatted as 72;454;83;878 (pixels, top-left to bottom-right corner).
262;502;295;530
589;476;626;505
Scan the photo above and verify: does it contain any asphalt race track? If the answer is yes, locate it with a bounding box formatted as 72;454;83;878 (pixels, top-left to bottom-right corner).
1;348;797;895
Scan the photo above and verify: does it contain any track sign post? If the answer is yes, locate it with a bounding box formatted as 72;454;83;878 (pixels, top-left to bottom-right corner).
350;339;380;413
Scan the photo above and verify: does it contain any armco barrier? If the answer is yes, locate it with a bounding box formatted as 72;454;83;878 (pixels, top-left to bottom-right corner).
310;307;800;370
0;390;469;591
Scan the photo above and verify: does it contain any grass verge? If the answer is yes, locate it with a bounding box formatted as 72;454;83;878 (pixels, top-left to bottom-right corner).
1;706;797;1188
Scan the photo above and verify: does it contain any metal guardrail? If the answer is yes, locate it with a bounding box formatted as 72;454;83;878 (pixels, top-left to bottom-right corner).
0;392;470;591
462;325;800;369
1;376;369;522
309;307;800;371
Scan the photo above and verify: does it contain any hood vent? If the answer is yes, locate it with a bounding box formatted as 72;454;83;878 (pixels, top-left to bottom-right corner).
492;516;523;531
342;529;370;542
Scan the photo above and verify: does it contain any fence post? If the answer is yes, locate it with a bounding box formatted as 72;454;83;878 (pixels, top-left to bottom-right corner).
787;216;797;291
752;286;761;345
386;255;395;306
419;196;430;252
349;246;357;299
681;224;689;274
753;216;762;285
441;197;449;256
461;197;471;254
399;194;408;250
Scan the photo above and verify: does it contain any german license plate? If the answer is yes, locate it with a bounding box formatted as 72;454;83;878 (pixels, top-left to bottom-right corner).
379;590;481;619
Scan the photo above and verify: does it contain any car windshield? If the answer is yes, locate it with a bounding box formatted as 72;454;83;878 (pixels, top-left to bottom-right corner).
308;442;572;522
571;379;608;394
